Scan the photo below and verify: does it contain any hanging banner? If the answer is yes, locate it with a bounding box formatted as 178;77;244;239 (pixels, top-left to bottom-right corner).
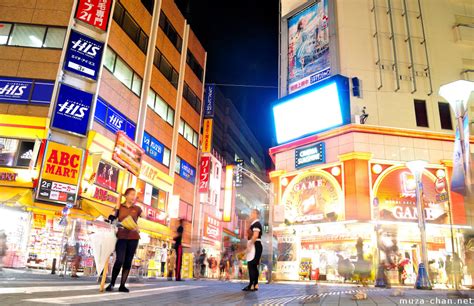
288;1;330;94
199;156;211;193
202;118;213;153
112;131;144;176
75;0;113;31
37;141;84;205
64;30;105;80
204;84;215;118
51;83;94;137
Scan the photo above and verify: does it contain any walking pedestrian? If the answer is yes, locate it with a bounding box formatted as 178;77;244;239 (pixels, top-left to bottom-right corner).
173;219;184;281
242;209;263;292
199;249;207;278
452;253;464;288
0;230;7;271
194;251;201;279
106;188;143;293
160;243;167;277
445;255;453;288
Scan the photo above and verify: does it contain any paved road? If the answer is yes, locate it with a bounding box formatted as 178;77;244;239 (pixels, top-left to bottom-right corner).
0;269;473;305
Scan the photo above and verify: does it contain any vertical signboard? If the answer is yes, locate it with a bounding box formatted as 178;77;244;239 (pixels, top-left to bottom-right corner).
36;141;84;205
202;118;213;153
235;159;244;187
75;0;113;31
223;165;234;222
64;30;105;81
287;1;330;94
199;156;211;193
204;84;215;118
51;83;94;137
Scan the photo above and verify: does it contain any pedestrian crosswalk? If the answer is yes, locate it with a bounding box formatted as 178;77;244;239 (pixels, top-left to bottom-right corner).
256;288;383;306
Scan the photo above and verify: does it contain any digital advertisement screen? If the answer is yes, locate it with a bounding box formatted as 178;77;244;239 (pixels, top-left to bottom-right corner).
288;0;330;94
273;75;350;144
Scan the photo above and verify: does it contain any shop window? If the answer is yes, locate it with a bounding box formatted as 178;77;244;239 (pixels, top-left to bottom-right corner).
414;99;429;127
42;27;66;48
0;138;35;168
438;102;453;130
158;189;167;211
0;22;12;44
9;24;46;48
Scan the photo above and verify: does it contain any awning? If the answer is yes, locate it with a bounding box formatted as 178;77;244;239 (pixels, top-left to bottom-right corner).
138;218;172;238
0;186;34;207
80;198;115;219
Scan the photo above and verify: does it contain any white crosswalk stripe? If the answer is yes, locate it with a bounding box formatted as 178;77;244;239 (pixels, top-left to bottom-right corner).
23;285;202;304
0;283;153;294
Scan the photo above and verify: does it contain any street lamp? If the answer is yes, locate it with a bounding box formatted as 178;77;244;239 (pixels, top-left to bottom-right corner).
406;160;431;290
439;80;474;194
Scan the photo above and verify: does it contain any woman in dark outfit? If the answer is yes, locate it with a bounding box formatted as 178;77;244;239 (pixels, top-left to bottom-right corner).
243;209;263;292
106;188;143;293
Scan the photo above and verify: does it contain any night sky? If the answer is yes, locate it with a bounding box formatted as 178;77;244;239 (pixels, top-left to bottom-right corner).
175;0;279;168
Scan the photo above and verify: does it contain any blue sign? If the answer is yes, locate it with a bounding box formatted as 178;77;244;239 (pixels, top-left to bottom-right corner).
64;30;105;80
204;84;215;118
142;132;164;164
51;83;93;137
30;80;54;104
94;97;136;140
179;159;196;183
0;78;32;103
295;142;326;169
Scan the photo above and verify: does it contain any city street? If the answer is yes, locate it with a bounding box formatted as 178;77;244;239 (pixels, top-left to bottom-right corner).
1;269;473;306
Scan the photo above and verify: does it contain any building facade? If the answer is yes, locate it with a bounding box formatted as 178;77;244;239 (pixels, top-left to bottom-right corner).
0;0;205;278
270;0;473;284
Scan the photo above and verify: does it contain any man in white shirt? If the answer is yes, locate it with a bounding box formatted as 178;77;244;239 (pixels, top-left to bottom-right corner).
160;244;168;277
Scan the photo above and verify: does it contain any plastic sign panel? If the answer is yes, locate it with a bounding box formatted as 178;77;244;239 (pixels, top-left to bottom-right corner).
112;131;144;176
179;159;196;184
0;77;54;105
75;0;112;31
273;75;351;144
199;156;211;193
202;118;213;153
37;141;84;205
95;97;136;140
51;83;93;137
295;142;325;169
203;214;221;241
204;84;215;118
235;159;244;187
64;30;105;80
142;132;164;164
223;165;234;222
288;1;330;94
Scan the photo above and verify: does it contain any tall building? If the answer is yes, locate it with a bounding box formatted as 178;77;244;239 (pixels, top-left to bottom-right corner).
0;0;206;276
270;0;473;282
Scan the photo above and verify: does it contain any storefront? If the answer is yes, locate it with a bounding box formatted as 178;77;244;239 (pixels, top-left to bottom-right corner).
269;126;470;284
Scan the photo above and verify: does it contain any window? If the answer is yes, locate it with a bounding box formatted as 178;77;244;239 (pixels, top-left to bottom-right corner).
155;95;168;119
42;27;66;48
113;2;148;53
175;156;181;174
1;23;66;49
183;83;201;114
147;89;156;108
438;102;453;130
186;50;204;81
103;47;143;97
159;13;182;52
179;201;193;222
166;107;175;125
163;147;171;167
414;99;429;127
0;138;35;167
141;0;154;15
179;119;199;148
147;88;175;126
153;48;179;89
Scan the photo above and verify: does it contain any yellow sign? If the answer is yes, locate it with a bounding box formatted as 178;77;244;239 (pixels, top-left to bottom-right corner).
33;213;47;229
139;160;173;192
0;167;36;188
41;142;83;185
202;119;213;153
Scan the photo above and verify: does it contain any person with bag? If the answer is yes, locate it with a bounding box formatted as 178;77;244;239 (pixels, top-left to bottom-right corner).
242;209;263;292
106;188;144;293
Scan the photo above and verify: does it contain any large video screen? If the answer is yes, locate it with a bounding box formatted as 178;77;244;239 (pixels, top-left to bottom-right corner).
273;75;350;145
288;1;330;94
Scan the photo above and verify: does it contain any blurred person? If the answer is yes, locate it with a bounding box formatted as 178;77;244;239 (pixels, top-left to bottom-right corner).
242;209;263;292
106;188;144;293
193;251;201;279
225;252;233;281
0;230;6;271
71;242;81;278
160;243;167;277
167;249;176;281
199;249;207;278
465;251;474;289
219;253;226;280
173;219;184;281
452;253;464;288
445;255;453;288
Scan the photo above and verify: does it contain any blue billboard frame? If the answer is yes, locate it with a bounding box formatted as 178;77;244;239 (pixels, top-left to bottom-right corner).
272;74;351;145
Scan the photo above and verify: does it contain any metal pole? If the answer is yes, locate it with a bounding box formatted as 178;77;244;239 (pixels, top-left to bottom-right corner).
415;176;428;270
267;182;274;283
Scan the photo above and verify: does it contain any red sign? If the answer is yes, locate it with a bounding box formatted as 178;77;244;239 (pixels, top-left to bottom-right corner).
75;0;112;31
199;156;211;193
136;203;167;225
203;214;221;241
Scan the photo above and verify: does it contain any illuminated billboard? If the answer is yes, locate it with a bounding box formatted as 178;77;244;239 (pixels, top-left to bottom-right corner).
273;74;350;145
288;1;330;94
